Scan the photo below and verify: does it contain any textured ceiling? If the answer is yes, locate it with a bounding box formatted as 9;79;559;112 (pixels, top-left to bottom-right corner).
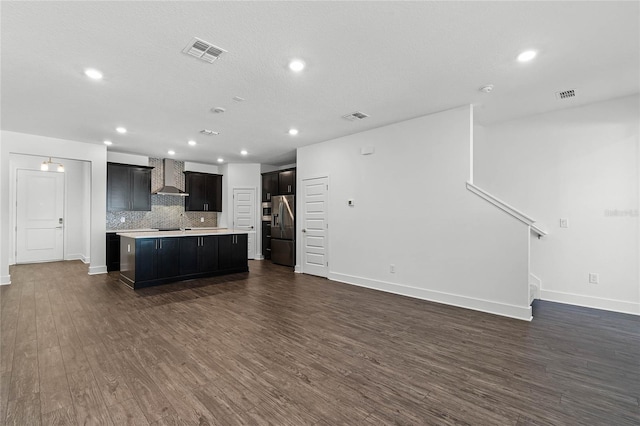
1;1;638;165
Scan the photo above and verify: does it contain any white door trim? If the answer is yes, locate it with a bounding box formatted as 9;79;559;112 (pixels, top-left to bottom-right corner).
300;175;329;278
232;186;257;260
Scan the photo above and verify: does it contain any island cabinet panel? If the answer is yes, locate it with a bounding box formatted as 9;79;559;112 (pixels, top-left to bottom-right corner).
106;233;121;271
219;234;248;270
120;233;248;289
179;236;218;276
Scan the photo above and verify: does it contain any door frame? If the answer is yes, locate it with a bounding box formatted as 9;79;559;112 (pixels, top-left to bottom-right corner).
15;168;66;264
232;186;258;260
299;175;329;277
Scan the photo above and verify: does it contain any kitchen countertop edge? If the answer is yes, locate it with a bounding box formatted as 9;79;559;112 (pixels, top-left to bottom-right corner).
117;229;250;239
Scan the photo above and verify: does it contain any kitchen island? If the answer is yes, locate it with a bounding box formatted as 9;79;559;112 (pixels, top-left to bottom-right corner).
118;229;248;289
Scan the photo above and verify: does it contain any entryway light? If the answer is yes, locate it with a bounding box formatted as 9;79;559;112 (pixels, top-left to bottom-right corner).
240;150;248;156
168;150;176;155
188;140;197;146
40;157;65;173
84;68;103;80
288;128;299;136
517;50;537;62
288;59;305;72
116;127;127;134
217;158;224;163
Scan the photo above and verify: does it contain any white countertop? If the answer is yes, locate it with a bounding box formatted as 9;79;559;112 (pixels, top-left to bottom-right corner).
117;228;249;239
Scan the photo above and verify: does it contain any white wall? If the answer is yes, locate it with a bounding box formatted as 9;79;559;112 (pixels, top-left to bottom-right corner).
107;152;148;166
8;154;91;264
184;161;220;174
297;106;533;320
475;95;639;315
1;131;108;282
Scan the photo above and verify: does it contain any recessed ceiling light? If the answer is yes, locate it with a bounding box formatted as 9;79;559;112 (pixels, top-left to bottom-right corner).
517;50;537;62
188;140;197;146
217;158;224;163
103;140;113;146
288;59;305;72
288;128;299;136
116;127;127;134
168;150;175;155
84;68;103;80
240;150;248;156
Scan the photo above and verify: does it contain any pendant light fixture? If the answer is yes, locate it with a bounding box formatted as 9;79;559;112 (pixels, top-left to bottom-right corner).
40;157;65;172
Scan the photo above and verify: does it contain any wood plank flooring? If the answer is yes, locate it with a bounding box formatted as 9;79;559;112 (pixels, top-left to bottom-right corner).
1;260;638;425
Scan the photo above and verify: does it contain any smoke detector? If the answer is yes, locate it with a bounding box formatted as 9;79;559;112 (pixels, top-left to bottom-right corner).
555;89;576;100
342;111;370;121
182;37;227;63
199;129;219;136
211;107;226;114
479;84;494;93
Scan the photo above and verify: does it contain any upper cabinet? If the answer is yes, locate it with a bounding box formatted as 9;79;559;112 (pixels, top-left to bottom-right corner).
184;172;222;212
261;168;296;200
278;169;296;195
107;163;153;211
262;172;278;202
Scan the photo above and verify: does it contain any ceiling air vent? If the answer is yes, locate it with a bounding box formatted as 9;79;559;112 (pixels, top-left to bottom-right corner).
183;38;227;63
555;89;576;100
342;111;370;121
200;129;219;136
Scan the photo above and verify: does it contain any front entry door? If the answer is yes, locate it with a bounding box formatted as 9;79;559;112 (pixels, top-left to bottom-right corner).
16;169;65;263
233;188;256;259
301;177;328;277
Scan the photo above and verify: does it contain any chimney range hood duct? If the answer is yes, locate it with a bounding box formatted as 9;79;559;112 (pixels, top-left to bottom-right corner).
153;159;189;196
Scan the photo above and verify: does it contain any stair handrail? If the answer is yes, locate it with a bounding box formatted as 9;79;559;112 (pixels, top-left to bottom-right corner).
466;182;547;237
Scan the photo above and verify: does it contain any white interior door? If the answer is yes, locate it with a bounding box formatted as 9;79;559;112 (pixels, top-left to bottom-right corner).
233;187;256;260
16;170;65;263
302;177;328;277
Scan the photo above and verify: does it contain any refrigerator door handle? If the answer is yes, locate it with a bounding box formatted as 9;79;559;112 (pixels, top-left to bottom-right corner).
279;202;285;232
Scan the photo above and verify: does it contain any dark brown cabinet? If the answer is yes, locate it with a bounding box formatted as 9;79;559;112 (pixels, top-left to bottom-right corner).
135;238;180;283
184;172;222;212
107;163;153;211
218;234;248;270
106;233;120;271
262;172;278;201
262;223;271;260
278;169;296;195
179;236;218;276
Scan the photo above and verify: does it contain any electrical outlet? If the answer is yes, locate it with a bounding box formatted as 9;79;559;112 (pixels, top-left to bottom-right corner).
200;217;204;223
348;199;355;207
120;217;125;223
560;218;568;228
390;264;395;273
589;273;599;284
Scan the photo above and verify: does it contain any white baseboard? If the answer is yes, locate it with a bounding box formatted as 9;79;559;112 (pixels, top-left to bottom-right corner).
65;254;90;264
329;272;532;321
88;265;108;275
255;254;264;260
0;275;11;285
294;265;302;274
541;289;639;316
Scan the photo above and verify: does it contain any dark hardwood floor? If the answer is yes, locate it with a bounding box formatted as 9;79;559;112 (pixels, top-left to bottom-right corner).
1;260;638;425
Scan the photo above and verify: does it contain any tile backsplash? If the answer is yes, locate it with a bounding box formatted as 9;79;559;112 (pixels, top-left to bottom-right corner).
106;158;218;231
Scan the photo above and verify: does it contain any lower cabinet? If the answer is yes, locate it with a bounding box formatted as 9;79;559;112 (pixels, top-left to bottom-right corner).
218;234;248;270
179;236;218;276
121;234;248;289
106;233;121;271
136;238;180;282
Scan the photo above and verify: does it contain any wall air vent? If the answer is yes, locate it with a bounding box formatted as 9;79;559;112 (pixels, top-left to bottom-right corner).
342;111;370;121
199;129;219;136
183;38;227;63
555;89;576;100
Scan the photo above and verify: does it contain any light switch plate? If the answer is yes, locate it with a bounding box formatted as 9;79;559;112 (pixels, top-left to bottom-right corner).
120;217;126;223
560;218;568;228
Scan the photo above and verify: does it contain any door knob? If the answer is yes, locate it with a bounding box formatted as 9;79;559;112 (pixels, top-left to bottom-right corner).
302;229;306;233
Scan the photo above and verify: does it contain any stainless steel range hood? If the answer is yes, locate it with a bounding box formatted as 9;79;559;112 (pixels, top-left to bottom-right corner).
153;159;189;196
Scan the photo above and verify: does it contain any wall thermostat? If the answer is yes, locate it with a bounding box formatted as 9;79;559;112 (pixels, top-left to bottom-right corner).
348;199;355;206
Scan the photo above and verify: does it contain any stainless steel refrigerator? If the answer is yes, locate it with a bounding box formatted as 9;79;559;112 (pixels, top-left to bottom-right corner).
271;194;295;266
